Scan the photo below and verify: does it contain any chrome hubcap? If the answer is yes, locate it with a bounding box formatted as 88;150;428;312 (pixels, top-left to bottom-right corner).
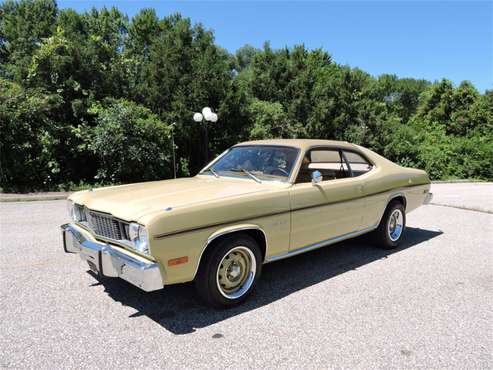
216;246;256;300
228;264;242;280
388;209;404;242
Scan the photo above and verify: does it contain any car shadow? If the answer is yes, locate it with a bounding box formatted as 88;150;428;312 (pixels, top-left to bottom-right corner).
87;226;442;335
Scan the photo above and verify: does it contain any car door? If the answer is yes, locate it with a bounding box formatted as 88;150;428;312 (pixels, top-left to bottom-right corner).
289;147;366;251
341;149;378;229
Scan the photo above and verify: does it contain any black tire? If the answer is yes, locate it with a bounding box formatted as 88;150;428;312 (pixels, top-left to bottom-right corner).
195;234;262;308
372;200;406;249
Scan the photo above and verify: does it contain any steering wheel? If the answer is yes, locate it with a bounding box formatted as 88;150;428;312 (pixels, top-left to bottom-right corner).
270;167;289;177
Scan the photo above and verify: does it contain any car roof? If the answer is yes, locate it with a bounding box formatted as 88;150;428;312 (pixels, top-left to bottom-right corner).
234;139;356;151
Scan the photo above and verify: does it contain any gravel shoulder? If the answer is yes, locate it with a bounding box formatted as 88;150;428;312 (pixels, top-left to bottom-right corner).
430;182;493;213
0;192;71;202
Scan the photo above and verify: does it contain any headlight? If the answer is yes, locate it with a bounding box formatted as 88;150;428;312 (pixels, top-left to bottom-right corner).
128;222;149;254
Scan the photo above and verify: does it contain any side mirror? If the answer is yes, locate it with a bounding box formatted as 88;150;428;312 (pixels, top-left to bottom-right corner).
311;170;323;185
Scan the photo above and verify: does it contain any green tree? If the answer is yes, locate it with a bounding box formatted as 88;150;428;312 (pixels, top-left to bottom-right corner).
376;74;429;122
235;44;259;71
248;99;303;139
0;79;64;191
0;0;57;81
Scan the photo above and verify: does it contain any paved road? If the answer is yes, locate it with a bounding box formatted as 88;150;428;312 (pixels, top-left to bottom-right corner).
1;184;492;369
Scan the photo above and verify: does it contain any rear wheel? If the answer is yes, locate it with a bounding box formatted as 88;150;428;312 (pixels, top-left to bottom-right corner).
195;234;262;307
372;200;406;249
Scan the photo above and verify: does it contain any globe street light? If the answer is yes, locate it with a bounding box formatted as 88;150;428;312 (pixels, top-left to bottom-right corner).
202;107;212;120
193;107;218;163
209;113;218;122
193;112;203;122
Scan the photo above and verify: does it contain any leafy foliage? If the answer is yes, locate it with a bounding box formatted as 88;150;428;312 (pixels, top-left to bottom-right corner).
0;0;492;191
89;99;173;183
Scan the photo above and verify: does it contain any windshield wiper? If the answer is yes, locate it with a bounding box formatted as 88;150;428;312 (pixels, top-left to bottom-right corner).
203;167;220;178
230;168;262;183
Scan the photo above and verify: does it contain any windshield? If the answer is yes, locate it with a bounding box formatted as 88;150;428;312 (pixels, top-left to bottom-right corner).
202;145;299;182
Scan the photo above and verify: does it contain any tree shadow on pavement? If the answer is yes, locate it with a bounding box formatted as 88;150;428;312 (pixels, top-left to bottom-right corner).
87;226;442;335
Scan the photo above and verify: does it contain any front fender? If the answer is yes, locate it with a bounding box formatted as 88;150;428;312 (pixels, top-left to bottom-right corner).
149;203;292;285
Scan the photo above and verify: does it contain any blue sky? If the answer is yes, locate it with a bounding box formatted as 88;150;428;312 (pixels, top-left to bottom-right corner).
58;1;492;92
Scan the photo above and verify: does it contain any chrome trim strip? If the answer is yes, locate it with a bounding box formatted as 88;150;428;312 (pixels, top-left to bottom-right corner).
191;225;268;280
266;225;377;263
198;149;230;174
423;192;433;205
153;184;427;240
387;191;406;205
61;223;163;292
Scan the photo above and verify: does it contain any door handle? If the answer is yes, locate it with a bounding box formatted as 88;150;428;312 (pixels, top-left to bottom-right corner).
357;185;364;193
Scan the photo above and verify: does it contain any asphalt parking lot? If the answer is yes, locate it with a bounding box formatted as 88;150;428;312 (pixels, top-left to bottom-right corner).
1;183;492;369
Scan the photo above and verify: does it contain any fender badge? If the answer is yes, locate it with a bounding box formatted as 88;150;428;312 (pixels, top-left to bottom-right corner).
165;207;173;212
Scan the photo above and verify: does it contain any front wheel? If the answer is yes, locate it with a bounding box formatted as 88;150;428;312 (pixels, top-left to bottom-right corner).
195;234;262;307
372;201;406;249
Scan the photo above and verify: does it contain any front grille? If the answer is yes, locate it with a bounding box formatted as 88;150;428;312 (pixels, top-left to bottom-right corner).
84;209;128;241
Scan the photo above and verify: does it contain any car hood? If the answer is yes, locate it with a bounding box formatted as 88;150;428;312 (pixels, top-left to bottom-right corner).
70;175;285;222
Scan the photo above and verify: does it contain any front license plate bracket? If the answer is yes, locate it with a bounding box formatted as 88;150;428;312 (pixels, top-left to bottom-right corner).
87;260;99;274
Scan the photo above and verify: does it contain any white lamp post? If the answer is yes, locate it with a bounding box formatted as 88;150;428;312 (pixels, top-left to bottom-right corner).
170;122;177;179
193;107;218;163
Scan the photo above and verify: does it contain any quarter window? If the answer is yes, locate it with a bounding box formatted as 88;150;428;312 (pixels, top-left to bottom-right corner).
343;151;373;177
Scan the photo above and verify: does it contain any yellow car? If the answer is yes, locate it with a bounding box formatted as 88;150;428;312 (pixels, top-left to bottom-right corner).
62;139;432;307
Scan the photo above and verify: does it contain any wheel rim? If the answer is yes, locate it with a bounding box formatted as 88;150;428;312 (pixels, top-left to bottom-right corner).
216;246;256;300
388;209;404;242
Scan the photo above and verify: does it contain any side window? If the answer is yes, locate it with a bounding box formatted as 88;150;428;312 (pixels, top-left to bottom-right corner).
343;151;373;177
296;148;350;183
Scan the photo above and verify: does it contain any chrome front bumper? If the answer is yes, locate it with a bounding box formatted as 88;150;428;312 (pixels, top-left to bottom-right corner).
61;223;164;292
423;192;434;205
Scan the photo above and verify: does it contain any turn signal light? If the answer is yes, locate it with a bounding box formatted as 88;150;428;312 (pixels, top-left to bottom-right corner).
168;256;188;266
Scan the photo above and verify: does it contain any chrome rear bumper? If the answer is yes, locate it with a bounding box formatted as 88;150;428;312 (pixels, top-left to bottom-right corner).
423;192;433;205
61;223;163;292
